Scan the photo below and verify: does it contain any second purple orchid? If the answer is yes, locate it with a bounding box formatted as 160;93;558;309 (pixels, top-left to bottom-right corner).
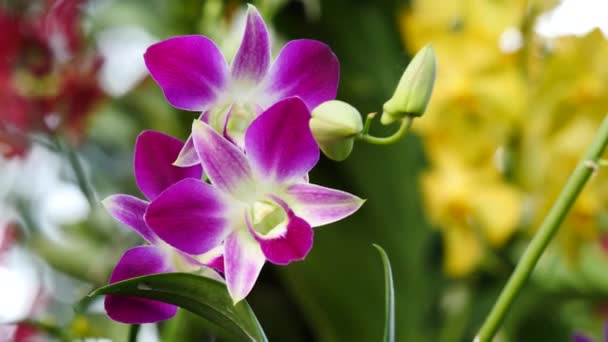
144;97;364;303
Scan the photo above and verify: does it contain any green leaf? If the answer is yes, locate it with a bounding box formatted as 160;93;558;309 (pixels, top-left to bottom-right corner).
373;244;395;342
78;272;268;342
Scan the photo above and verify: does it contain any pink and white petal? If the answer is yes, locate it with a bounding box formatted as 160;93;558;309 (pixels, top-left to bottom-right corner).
196;245;225;274
224;230;265;304
144;35;228;111
191;120;255;198
230;5;270;83
173;135;198;167
102;194;157;244
286;183;365;227
245;97;319;182
247;210;313;266
145;178;230;255
206;255;225;274
169;250;224;282
174;113;208;167
105;246;177;324
264;39;339;109
134;130;202;200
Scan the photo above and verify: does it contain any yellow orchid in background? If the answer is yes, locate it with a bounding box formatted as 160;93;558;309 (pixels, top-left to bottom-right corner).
402;0;608;277
402;0;530;276
402;0;529;169
422;154;523;276
521;31;608;264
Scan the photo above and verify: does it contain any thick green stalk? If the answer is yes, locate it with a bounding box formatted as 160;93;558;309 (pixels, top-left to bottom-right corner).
475;114;608;342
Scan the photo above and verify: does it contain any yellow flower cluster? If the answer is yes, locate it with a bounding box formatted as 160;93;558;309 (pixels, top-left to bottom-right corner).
401;0;608;277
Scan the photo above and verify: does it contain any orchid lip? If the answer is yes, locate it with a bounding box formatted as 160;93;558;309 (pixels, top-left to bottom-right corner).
247;195;291;239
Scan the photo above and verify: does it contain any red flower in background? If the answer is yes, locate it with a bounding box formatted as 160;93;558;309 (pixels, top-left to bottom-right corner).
0;223;19;257
0;0;104;158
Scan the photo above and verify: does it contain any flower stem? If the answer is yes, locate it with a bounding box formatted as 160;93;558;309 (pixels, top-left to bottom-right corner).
55;136;97;207
362;112;377;135
357;116;414;145
475;114;608;342
128;324;141;342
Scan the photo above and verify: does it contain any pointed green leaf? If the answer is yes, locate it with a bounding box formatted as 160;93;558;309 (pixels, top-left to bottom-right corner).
373;244;395;342
78;272;268;342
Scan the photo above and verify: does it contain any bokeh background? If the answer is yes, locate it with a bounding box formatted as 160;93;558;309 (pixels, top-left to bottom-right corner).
2;0;608;341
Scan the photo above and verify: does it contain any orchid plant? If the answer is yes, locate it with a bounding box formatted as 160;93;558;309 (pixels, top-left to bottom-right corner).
99;3;361;326
95;3;436;337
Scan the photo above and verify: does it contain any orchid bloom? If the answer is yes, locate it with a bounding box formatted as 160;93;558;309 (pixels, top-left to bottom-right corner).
144;97;364;303
144;5;339;163
102;131;222;324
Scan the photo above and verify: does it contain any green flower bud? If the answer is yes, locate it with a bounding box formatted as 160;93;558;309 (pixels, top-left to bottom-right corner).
310;100;363;161
381;44;437;125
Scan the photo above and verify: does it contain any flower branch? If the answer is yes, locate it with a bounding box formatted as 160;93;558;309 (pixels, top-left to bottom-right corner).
476;113;608;342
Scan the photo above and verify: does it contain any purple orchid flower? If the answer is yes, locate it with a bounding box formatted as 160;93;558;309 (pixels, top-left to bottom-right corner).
102;130;222;324
144;5;339;163
144;97;364;303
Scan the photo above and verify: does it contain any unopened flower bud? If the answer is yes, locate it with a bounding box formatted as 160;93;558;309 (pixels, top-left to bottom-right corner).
381;44;436;125
310;100;363;161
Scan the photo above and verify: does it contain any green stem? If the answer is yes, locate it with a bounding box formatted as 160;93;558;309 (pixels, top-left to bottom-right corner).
475;114;608;342
163;309;187;342
357;116;414;145
56;137;97;207
362;112;377;135
128;324;141;342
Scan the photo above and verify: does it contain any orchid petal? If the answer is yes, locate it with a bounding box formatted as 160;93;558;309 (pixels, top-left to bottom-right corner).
286;183;364;227
104;246;177;324
191;120;255;198
174;113;208;167
224;230;265;303
265;40;339;109
206;255;225;274
247;205;313;265
145;178;230;255
144;35;228;111
173;135;198;167
245;97;319;182
196;245;225;274
102;195;157;244
231;5;270;84
134;130;202;200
